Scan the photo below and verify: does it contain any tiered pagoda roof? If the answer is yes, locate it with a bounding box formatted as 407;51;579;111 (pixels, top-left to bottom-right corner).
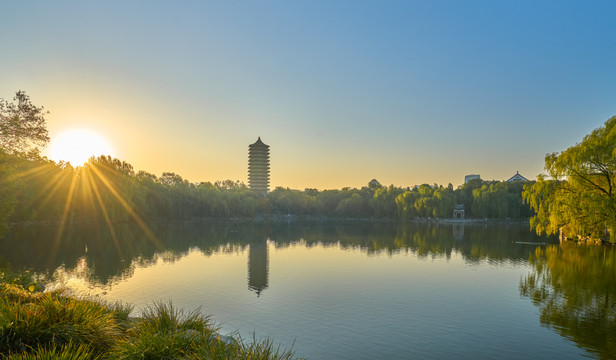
248;137;270;193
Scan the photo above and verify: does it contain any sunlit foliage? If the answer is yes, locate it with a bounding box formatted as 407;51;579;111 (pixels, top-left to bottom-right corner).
523;116;616;242
472;182;523;219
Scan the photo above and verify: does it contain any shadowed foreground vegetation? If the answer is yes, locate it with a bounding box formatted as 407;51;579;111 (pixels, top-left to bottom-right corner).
0;268;297;360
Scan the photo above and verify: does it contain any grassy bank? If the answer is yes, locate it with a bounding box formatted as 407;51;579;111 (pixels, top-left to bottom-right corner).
0;267;297;360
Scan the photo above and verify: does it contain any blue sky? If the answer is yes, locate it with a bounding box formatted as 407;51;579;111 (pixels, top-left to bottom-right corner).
1;1;615;189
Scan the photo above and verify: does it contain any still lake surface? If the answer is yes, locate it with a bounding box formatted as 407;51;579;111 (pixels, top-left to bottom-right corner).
2;221;615;359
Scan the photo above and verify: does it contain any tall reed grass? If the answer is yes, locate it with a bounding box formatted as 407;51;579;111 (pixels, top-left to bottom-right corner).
1;273;298;360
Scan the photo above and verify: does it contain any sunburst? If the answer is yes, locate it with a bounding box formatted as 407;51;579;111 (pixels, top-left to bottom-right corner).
48;129;114;166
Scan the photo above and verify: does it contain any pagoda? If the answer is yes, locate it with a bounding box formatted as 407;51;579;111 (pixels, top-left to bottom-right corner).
248;137;270;193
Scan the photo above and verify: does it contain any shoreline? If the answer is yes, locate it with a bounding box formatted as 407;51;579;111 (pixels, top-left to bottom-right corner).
7;215;531;227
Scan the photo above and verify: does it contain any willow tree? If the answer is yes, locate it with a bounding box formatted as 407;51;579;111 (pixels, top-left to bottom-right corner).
523;116;616;242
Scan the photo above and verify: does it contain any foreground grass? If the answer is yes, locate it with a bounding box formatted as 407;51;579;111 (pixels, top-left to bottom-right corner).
0;269;298;360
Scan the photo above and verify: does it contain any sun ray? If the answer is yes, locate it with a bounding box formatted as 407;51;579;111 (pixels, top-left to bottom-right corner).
20;169;72;221
49;172;78;268
0;159;74;223
10;163;56;181
86;168;124;260
88;163;163;249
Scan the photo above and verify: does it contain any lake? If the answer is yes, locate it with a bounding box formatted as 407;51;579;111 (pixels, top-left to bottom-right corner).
1;221;614;359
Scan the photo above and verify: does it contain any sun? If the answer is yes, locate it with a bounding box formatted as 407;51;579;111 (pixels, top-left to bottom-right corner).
48;129;114;166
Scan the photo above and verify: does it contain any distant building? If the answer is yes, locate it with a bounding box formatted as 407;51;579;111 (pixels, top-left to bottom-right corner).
453;204;465;219
464;174;481;184
368;179;382;189
506;171;528;183
248;137;270;193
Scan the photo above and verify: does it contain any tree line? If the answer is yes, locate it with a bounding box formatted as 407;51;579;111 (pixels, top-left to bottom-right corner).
6;90;615;242
0;149;532;229
1;91;532;236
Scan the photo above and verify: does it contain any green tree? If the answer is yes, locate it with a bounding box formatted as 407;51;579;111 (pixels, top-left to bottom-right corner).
0;91;49;154
316;189;349;216
413;184;436;218
159;172;186;187
433;184;456;218
473;183;508;218
0;151;18;235
372;185;404;218
524;116;616;241
0;92;50;233
454;178;484;217
395;190;418;220
269;187;317;215
335;193;366;217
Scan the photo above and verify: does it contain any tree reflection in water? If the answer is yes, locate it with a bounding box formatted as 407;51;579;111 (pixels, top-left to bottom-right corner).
1;221;554;290
520;243;616;359
5;221;615;356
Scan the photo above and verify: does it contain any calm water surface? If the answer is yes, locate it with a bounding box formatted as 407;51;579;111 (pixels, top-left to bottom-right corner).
2;222;614;359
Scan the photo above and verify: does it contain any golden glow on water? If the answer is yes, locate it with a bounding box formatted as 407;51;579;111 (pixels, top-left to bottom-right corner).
59;240;459;310
52;247;250;309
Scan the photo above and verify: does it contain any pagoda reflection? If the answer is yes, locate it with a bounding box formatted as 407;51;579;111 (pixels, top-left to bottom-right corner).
248;237;269;296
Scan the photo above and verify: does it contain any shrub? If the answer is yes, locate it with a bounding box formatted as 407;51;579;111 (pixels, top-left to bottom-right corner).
3;341;96;360
0;291;122;355
108;301;216;359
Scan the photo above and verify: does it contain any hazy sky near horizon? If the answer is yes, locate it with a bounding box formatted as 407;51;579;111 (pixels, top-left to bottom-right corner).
2;1;615;189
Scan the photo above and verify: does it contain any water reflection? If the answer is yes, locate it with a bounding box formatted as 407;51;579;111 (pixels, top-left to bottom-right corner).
8;221;613;357
248;238;269;296
453;223;465;241
520;243;616;359
1;221;554;287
